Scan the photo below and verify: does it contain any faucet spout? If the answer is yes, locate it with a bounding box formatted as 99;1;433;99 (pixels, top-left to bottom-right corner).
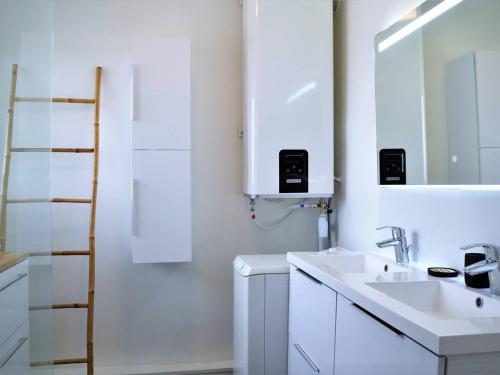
464;259;498;276
376;238;399;248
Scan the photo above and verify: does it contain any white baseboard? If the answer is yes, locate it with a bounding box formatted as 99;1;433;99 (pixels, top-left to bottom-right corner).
52;360;233;375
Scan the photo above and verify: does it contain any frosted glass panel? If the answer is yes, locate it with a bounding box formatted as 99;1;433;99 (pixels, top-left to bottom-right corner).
0;0;54;372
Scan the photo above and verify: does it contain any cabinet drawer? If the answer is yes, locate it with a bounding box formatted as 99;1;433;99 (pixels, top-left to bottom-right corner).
334;294;445;375
0;322;29;375
0;261;29;346
288;267;336;374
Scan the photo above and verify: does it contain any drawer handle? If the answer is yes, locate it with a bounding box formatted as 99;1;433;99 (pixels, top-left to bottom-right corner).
293;343;320;373
296;268;322;285
0;336;28;368
351;303;402;336
0;273;27;294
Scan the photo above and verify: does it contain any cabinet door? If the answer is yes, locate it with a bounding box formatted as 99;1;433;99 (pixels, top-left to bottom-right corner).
476;51;500;148
334;294;444;375
480;148;500;184
288;267;336;375
445;53;480;184
131;38;191;150
132;150;191;263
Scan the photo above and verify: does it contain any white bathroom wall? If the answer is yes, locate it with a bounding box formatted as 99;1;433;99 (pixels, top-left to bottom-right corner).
51;0;319;372
336;0;500;273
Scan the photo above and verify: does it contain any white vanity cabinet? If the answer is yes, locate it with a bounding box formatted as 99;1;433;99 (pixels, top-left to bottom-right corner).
288;266;336;375
288;252;500;375
287;265;446;375
334;294;445;375
0;258;29;373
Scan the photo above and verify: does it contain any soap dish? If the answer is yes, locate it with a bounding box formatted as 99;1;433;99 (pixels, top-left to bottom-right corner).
427;267;459;278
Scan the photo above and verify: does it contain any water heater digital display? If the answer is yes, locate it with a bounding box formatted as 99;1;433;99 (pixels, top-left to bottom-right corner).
279;150;308;193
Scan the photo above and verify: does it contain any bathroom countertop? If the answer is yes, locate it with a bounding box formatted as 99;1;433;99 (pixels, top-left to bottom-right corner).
0;252;29;273
288;248;500;357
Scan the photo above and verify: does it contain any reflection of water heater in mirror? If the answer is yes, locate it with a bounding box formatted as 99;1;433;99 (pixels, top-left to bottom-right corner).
242;0;334;198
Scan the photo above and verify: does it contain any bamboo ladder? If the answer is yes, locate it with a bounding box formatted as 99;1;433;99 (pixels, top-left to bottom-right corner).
0;64;102;374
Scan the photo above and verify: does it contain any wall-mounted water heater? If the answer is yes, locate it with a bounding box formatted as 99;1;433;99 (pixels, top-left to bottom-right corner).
243;0;334;198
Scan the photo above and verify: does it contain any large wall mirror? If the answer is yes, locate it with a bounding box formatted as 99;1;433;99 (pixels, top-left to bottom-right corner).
375;0;500;185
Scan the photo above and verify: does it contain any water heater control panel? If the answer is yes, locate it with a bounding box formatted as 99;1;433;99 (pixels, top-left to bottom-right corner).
279;150;308;193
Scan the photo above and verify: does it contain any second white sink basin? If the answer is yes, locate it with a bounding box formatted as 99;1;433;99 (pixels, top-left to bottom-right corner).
311;253;409;274
367;280;500;319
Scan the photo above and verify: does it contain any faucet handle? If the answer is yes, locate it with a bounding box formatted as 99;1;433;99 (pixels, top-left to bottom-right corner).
461;243;500;261
376;226;404;239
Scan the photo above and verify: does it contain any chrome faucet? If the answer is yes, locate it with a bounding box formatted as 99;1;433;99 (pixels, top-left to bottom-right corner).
462;243;500;296
376;226;411;265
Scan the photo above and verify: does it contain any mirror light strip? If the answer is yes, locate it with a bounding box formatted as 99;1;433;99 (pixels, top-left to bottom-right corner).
378;0;464;52
380;185;500;191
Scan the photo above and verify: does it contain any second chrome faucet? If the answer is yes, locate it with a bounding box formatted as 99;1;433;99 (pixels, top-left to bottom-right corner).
376;226;411;265
462;243;500;296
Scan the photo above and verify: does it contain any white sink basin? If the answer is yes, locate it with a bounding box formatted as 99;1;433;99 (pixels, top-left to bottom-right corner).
311;253;409;274
367;280;500;319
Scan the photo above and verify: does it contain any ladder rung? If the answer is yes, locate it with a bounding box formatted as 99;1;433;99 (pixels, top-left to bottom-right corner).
28;252;52;257
30;360;52;367
52;198;92;204
29;250;90;256
53;303;89;309
11;148;94;153
31;358;88;367
30;303;89;311
7;198;50;203
52;250;90;256
14;97;95;104
54;358;88;365
52;98;95;104
14;97;50;103
7;198;91;204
